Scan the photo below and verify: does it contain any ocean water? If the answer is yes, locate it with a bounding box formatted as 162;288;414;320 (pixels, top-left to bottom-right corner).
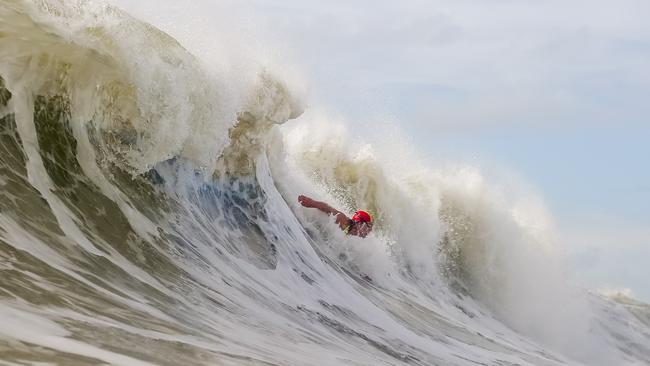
0;1;649;365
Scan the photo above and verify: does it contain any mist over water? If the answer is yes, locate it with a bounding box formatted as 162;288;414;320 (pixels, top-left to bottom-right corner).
0;1;648;365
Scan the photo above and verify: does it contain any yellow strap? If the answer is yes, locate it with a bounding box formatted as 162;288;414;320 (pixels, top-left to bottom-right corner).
343;220;354;235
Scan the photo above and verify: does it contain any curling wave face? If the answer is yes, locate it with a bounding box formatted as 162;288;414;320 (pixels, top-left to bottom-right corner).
0;1;649;365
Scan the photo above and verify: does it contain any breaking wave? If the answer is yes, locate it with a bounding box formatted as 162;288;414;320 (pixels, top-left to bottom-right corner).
0;1;648;365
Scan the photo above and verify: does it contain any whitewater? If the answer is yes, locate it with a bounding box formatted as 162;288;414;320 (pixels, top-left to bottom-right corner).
0;1;648;365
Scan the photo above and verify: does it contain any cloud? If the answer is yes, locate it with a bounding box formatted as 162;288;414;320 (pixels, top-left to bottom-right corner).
245;0;650;131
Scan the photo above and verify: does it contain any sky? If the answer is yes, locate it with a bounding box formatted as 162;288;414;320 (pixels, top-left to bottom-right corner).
228;0;650;301
128;0;650;301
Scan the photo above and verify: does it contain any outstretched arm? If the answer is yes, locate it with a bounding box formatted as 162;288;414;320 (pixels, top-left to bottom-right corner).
298;195;340;215
298;195;350;230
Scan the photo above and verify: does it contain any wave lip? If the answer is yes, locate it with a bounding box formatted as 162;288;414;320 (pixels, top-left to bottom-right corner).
1;0;301;174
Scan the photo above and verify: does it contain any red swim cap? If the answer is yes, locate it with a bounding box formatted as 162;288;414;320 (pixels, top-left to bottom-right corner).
352;210;372;223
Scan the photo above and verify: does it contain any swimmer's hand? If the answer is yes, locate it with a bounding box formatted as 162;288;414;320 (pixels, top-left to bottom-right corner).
298;195;316;208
